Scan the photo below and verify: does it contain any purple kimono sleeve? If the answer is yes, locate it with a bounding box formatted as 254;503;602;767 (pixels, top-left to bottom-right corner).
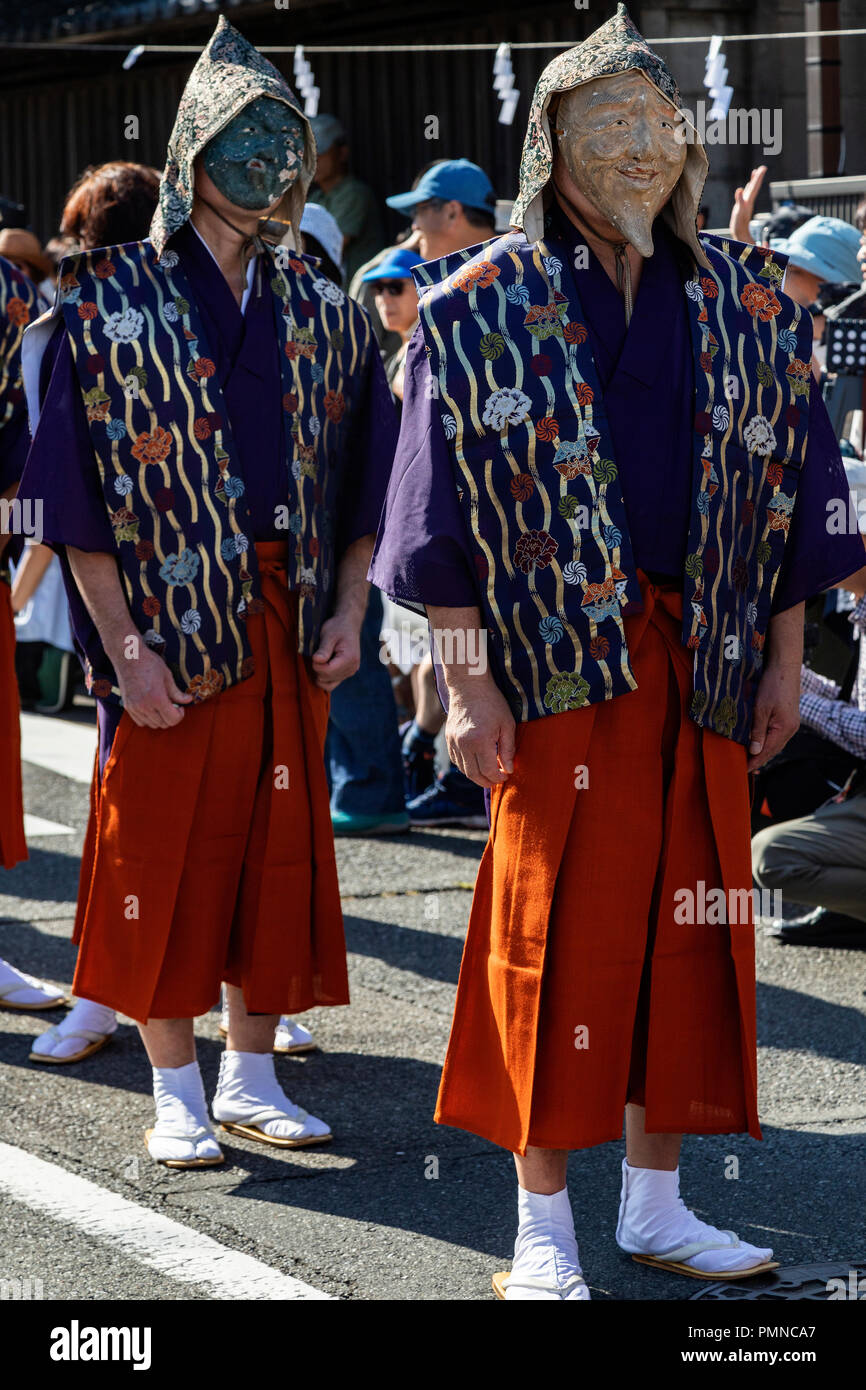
0;408;31;492
16;322;116;554
772;377;866;613
335;341;399;559
369;327;479;615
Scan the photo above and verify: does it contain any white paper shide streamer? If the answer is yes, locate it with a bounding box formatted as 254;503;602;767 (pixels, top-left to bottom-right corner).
493;42;520;126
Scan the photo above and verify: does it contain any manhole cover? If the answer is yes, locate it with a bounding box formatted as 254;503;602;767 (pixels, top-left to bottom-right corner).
690;1260;866;1300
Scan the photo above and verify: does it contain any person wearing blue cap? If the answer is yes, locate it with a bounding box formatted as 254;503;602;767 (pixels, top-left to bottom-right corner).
361;246;421;404
325;241;421;837
376;161;498;828
386;158;497;265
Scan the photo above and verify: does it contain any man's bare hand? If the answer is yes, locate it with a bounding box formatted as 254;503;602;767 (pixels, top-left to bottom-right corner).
444;676;516;789
311;613;361;691
747;663;800;773
729;165;767;244
117;645;192;728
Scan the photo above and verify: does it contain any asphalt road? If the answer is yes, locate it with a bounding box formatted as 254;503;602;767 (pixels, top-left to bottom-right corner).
1;705;865;1302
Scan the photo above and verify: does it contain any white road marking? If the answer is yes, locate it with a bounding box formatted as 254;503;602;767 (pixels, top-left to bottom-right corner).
23;813;75;837
19;712;97;785
0;1141;333;1301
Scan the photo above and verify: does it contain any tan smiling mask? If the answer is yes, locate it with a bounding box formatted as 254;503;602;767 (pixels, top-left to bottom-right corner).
512;3;711;273
553;71;686;258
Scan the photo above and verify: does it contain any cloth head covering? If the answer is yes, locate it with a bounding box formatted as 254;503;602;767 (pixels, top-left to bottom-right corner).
150;16;316;256
512;3;711;270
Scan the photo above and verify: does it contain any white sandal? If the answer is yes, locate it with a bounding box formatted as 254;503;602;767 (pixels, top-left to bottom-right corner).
630;1237;779;1281
145;1123;225;1169
0;976;66;1013
30;1024;113;1065
493;1270;589;1300
215;1104;332;1149
273;1017;317;1054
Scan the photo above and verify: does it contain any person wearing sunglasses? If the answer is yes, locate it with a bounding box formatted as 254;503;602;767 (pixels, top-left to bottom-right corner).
362;247;421;407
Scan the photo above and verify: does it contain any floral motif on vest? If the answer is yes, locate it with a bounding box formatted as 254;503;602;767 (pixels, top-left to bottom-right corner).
58;241;369;704
416;232;810;744
683;236;810;742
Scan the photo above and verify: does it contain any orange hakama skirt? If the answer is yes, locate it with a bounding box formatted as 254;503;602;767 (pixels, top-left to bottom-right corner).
71;542;348;1023
435;574;760;1155
0;579;26;870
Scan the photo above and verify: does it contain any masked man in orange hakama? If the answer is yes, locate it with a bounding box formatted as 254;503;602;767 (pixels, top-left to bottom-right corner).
371;6;865;1297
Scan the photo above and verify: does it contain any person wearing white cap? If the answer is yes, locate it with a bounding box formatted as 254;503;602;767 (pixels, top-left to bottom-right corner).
299;201;344;283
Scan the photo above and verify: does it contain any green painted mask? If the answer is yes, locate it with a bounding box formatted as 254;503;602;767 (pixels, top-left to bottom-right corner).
201;96;306;212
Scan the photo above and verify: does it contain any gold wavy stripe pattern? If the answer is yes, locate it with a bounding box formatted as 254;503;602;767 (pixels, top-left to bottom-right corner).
417;258;526;716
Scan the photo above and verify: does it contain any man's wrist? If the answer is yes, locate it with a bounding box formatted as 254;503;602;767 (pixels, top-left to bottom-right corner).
332;594;366;627
104;630;144;667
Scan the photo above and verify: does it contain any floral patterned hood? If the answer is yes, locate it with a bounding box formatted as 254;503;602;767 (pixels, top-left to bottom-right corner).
512;3;711;271
149;15;316;256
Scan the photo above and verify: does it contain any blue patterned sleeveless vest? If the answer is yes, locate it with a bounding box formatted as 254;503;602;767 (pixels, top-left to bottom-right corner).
414;231;812;744
56;240;371;703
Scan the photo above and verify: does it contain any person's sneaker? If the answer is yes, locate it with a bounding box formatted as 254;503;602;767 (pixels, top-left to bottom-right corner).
330;809;410;837
406;768;488;829
400;719;437;801
772;908;866;946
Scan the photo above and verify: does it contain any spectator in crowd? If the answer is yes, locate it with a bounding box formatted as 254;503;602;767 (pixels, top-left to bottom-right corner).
0;245;63;1015
769;216;862;377
361;246;420;406
308;114;384;284
299;200;344;284
385;158;496;263
856;195;866;281
0;227;55;300
11;540;75;713
348;159;454;353
753;564;866;944
303;211;409;838
728;164;815;247
384;159;497;827
0;196;26;231
60;161;160;250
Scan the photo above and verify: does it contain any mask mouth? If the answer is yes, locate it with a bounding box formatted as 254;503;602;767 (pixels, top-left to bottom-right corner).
616;164;660;185
246;157;267;173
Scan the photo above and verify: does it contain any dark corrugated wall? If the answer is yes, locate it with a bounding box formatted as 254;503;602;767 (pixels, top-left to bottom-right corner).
0;8;587;239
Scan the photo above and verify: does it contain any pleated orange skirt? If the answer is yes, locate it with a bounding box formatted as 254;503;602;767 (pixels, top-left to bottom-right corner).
435;574;760;1155
0;579;27;870
72;542;348;1023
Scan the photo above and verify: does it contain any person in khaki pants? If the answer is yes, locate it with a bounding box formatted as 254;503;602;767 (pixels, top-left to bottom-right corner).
753;585;866;944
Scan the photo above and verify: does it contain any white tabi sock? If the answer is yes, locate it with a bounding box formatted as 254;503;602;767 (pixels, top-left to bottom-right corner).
31;998;117;1059
148;1061;222;1164
506;1185;590;1300
0;957;64;1009
615;1158;773;1273
211;1049;331;1141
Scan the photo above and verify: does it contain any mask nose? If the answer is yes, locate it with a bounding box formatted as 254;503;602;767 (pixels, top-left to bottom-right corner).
251;133;280;164
628;116;655;161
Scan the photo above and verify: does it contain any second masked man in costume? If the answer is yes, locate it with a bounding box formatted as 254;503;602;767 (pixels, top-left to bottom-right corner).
371;5;865;1297
19;18;397;1167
